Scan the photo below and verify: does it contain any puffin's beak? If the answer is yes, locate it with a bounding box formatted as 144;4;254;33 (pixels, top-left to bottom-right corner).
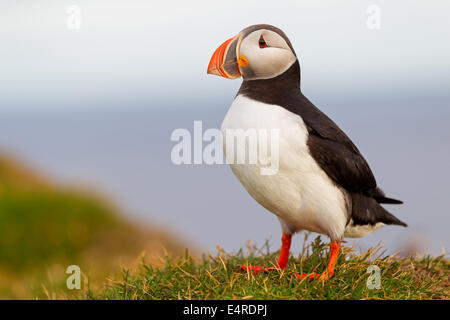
207;35;242;79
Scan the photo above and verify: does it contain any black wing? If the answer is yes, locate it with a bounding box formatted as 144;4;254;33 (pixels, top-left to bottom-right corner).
293;95;402;204
299;97;375;192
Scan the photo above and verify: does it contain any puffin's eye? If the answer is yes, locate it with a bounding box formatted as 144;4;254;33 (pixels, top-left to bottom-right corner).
258;35;269;48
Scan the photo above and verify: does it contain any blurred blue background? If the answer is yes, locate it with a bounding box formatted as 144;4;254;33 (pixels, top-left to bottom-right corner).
0;0;449;255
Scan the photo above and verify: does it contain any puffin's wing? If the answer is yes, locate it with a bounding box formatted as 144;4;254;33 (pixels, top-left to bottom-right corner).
298;96;402;204
306;133;376;193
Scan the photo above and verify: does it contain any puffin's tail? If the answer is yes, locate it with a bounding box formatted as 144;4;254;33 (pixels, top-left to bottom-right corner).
374;196;403;205
351;193;407;227
367;187;403;205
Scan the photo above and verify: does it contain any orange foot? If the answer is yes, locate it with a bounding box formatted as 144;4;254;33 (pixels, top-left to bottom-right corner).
295;241;341;282
238;265;276;274
238;233;292;275
295;272;330;281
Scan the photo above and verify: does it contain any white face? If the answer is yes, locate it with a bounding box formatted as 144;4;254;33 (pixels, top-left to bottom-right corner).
238;29;297;81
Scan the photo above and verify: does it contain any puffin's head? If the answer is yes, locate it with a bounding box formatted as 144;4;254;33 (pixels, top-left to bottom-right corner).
207;24;297;81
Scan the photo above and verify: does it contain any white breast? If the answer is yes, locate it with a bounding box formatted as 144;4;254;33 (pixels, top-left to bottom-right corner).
221;95;349;240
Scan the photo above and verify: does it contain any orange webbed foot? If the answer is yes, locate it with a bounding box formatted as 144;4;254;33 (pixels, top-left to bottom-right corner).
238;265;277;274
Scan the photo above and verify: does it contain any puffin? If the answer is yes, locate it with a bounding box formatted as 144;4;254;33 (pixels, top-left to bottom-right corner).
207;24;406;281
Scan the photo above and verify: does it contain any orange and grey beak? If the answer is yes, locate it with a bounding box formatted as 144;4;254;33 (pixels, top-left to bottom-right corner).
207;35;244;79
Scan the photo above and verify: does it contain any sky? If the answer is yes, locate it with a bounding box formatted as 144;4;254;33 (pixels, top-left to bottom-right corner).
1;0;449;110
0;1;449;256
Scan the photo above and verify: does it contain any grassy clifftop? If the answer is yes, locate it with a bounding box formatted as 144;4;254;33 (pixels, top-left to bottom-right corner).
85;237;449;300
0;154;189;299
0;154;448;300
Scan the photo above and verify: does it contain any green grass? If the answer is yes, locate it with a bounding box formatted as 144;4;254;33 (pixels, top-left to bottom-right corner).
0;188;121;271
83;236;449;300
0;154;187;299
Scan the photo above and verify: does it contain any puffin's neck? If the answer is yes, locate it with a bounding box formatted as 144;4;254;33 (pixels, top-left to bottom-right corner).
237;60;301;103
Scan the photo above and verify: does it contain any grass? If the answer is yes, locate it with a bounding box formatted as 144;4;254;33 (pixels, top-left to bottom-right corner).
0;154;188;299
83;236;449;300
0;188;121;271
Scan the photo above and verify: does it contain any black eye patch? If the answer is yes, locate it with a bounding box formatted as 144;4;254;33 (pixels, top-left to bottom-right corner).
259;35;269;48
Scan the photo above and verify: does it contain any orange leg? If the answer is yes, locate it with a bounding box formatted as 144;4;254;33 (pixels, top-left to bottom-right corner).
239;233;292;274
276;233;292;269
296;241;340;281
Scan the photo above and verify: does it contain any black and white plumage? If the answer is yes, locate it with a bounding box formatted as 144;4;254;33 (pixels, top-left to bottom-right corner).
209;24;406;243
